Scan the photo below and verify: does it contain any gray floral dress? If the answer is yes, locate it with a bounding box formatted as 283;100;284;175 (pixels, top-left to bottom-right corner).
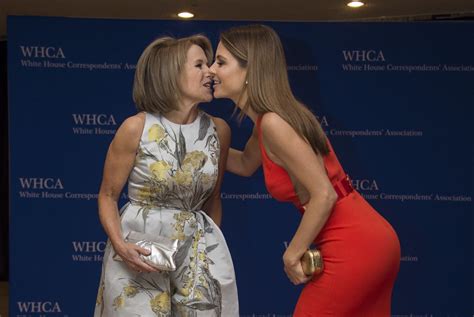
94;111;239;317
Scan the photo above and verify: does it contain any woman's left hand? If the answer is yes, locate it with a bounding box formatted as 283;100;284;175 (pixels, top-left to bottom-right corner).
283;251;312;285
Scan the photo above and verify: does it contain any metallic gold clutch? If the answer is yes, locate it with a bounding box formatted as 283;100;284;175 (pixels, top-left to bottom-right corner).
113;231;179;271
301;249;324;276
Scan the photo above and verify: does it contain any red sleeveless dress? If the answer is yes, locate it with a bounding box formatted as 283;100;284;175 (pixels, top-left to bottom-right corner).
257;115;400;316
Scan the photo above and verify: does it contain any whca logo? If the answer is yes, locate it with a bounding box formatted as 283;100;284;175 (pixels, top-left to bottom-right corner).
17;301;62;313
351;179;379;191
316;115;329;127
20;46;65;59
19;178;64;190
342;50;385;62
72;241;106;253
72;114;117;126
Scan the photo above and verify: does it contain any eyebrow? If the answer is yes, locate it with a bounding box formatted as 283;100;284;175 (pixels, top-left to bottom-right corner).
216;55;227;61
194;58;207;64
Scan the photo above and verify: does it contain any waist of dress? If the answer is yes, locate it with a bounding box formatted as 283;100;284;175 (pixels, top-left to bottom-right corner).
127;200;201;212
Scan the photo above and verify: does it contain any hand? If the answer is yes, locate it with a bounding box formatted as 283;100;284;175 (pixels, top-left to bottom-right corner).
114;241;158;273
283;251;312;285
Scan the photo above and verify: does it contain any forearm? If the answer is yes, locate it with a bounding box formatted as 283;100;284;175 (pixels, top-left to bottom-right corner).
203;198;222;226
227;148;247;176
285;194;336;260
98;193;125;250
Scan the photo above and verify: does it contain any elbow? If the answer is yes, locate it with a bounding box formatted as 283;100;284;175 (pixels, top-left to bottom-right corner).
97;190;118;209
314;187;338;211
329;187;339;205
326;188;338;208
241;168;255;177
229;166;254;177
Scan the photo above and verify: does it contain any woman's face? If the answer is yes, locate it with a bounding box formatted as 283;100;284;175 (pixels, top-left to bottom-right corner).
179;44;213;106
210;42;247;104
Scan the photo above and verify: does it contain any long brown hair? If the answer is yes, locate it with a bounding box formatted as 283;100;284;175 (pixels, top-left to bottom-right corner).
220;24;329;155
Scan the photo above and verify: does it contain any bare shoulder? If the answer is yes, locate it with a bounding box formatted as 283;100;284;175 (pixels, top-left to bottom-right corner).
112;113;146;152
208;114;231;140
116;112;146;139
260;112;294;139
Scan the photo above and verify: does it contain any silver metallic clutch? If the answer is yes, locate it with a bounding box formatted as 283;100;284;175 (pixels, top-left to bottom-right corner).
113;231;179;271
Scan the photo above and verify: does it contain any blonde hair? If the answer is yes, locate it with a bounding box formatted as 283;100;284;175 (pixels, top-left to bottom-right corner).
133;34;213;114
220;24;329;155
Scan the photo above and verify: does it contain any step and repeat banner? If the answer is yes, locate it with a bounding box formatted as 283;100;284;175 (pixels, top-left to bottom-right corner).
8;16;473;316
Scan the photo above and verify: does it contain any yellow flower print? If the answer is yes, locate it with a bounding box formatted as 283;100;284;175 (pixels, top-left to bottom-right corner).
138;187;153;200
195;289;203;300
148;124;166;143
174;168;193;186
123;285;139;298
112;294;125;310
174;211;194;222
182;151;208;170
150;161;171;181
180;287;190;297
199;276;209;288
96;283;104;305
171;231;186;241
200;173;215;187
150;292;171;313
198;251;207;262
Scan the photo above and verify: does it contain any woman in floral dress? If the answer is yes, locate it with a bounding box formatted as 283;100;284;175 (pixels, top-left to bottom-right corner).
94;35;239;316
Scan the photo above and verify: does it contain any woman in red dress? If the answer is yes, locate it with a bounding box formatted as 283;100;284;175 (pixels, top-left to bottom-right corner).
210;24;401;316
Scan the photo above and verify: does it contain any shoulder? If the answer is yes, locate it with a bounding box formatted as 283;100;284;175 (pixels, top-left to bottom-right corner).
207;114;230;135
114;112;146;142
260;112;293;139
207;114;231;145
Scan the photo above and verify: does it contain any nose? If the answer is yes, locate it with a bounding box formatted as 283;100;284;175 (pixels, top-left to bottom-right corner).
209;62;217;75
204;64;213;78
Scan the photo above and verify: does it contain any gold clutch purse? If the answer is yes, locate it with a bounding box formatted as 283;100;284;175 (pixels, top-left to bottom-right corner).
301;249;324;276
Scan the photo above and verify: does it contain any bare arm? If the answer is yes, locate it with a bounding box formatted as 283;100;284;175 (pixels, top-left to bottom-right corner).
201;117;231;226
226;125;262;177
98;113;156;272
261;112;338;285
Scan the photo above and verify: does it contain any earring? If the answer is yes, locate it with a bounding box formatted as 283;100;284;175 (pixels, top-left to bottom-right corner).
245;80;248;85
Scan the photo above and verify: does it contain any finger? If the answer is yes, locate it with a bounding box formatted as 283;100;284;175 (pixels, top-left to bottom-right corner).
288;269;308;285
128;263;141;272
134;258;159;273
284;266;299;285
134;246;151;256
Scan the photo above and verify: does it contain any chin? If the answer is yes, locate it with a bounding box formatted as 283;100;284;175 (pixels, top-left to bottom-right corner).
202;93;213;102
212;90;224;99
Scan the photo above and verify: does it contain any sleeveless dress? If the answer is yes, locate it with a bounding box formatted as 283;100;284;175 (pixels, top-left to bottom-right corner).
257;115;400;316
94;111;239;317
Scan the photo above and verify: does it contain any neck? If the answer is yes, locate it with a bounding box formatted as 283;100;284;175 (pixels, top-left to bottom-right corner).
245;107;259;123
233;91;259;124
164;102;199;125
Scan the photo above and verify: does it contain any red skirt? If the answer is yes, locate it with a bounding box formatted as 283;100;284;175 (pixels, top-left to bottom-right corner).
294;192;400;317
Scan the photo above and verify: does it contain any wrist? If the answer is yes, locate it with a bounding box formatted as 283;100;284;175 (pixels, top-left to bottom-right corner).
111;238;127;253
283;249;302;266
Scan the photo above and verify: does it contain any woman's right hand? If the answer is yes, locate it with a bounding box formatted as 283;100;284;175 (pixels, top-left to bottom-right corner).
114;242;158;273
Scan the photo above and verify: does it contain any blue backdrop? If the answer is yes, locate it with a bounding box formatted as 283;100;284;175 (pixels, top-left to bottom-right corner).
8;16;473;316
